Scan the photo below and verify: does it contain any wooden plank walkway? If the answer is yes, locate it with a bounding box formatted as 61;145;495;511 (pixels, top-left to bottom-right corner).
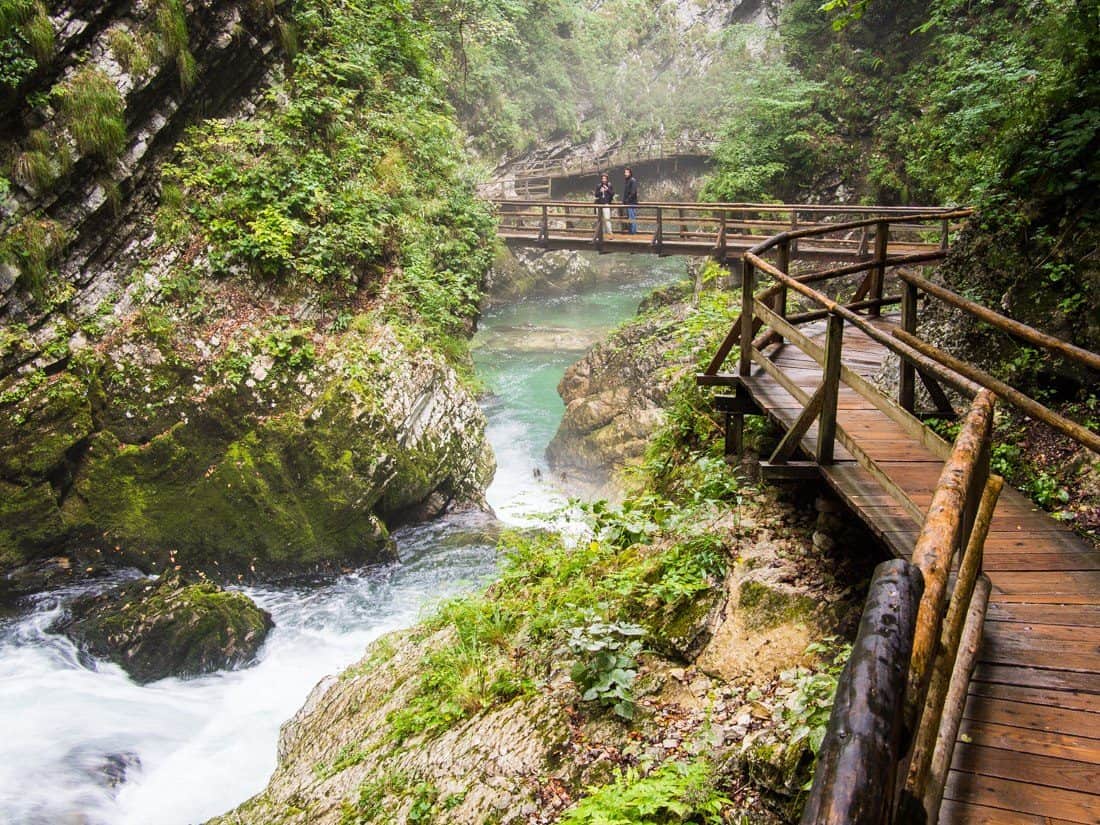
741;315;1100;825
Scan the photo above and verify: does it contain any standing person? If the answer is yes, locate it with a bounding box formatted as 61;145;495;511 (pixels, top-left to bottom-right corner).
622;167;639;234
594;173;614;237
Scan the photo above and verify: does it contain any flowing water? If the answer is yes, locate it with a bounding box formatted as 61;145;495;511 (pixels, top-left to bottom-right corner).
0;257;683;825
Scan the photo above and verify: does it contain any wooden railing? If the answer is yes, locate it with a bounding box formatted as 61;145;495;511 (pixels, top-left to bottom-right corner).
695;208;1099;824
493;200;962;261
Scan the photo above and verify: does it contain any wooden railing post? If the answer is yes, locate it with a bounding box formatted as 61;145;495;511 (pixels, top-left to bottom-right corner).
716;210;728;260
539;204;549;246
899;280;918;412
817;312;844;464
739;258;755;376
595;203;604;250
654;206;663;254
772;238;790;344
940;217;949;251
791;209;800;256
678;207;687;239
870;220;889;317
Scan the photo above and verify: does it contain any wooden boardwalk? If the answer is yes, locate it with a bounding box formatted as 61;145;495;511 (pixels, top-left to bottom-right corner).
744;315;1100;825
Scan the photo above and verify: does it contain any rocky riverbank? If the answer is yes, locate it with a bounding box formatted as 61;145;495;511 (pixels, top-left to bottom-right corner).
209;488;877;825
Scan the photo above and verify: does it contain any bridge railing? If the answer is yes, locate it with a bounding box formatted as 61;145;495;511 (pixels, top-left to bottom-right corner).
492;200;963;260
696;206;1098;823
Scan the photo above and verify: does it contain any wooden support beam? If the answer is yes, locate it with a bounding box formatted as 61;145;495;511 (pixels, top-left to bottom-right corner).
916;368;956;418
760;460;820;480
739;259;755;377
696;373;740;388
870;220;889;317
724;412;744;458
769;382;827;464
800;559;924;825
713;393;759;413
900;281;918;412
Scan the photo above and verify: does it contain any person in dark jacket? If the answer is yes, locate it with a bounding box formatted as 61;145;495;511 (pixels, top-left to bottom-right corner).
594;173;614;237
622;167;639;234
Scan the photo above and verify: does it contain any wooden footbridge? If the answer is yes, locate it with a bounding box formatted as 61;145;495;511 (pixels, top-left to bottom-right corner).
494;200;1100;824
481;138;717;199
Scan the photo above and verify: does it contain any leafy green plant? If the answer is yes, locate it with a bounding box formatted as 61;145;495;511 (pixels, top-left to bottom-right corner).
154;0;196;89
0;0;53;88
567;616;645;719
108;27;153;76
774;638;851;761
560;759;731;825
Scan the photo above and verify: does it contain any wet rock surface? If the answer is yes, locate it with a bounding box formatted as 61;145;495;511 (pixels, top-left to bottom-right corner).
52;572;273;684
547;283;693;490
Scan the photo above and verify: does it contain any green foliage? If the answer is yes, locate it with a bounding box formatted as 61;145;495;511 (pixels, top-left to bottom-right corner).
386;594;527;743
566;616;645;719
53;66;127;162
560;759;731;825
154;0;197;89
768;0;1098;206
261;321;317;370
0;0;53;89
9;128;66;191
701;56;838;203
108;28;154;77
773;638;851;763
158;0;494;350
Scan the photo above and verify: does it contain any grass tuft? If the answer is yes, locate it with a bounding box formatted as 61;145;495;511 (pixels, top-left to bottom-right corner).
54;66;127;161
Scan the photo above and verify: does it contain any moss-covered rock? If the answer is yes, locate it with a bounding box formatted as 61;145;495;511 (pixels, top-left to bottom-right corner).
52;573;273;683
738;578;817;631
1;318;493;582
0;371;93;480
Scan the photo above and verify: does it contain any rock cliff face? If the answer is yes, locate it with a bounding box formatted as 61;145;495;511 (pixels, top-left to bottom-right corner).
0;1;496;589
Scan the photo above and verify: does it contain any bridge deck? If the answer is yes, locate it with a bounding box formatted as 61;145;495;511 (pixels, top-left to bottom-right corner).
497;229;940;262
742;315;1100;825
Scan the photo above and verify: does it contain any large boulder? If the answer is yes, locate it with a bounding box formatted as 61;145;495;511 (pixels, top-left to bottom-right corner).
52;573;274;684
547;283;692;488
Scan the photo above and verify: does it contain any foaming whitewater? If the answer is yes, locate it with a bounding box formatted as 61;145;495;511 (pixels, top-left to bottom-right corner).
0;257;682;825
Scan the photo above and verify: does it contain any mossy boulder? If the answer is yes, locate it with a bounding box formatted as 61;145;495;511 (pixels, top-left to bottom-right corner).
52;573;274;684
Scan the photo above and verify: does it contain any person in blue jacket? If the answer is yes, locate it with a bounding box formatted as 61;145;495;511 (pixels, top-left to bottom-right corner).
622;167;639;234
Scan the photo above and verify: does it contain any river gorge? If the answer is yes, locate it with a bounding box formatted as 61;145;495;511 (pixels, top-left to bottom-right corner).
0;256;683;825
